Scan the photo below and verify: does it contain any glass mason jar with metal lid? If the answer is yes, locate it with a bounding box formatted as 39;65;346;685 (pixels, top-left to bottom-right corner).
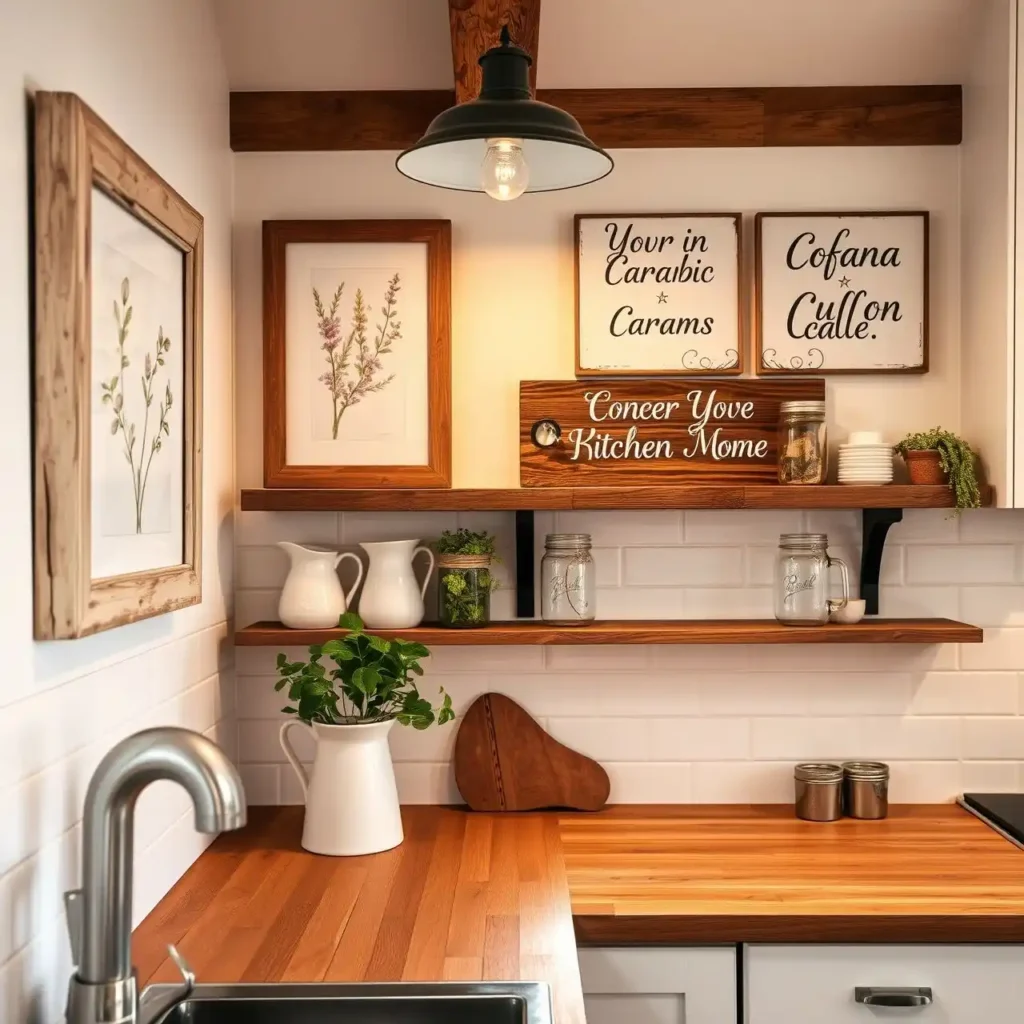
541;534;595;625
794;762;843;821
778;400;827;485
842;761;890;819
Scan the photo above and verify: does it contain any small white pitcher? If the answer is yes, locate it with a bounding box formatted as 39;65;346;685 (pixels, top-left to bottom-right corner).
357;539;435;629
277;542;364;630
279;719;403;856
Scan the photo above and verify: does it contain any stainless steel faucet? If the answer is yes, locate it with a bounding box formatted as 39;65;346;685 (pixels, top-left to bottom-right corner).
64;727;247;1024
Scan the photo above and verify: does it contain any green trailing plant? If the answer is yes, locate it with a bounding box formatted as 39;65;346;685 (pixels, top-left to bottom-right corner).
435;529;501;628
893;428;981;513
274;612;454;729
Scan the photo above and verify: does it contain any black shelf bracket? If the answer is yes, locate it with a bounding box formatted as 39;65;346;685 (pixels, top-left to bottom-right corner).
515;510;535;618
860;508;903;616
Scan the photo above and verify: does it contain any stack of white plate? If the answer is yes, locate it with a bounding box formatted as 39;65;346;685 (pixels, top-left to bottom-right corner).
838;431;893;485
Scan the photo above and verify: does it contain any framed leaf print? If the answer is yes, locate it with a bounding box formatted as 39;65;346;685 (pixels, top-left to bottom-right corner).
575;213;743;376
756;211;928;374
262;220;452;488
33;92;203;639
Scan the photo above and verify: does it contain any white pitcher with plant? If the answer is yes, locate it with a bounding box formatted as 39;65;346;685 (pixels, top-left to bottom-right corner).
277;612;454;856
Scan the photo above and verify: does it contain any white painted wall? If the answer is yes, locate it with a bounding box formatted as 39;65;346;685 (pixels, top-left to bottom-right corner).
961;0;1017;504
234;147;963;489
236;506;1024;806
0;1;235;1019
233;147;1024;806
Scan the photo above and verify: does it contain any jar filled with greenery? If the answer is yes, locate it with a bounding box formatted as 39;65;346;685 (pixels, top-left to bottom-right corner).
435;529;500;628
893;428;981;513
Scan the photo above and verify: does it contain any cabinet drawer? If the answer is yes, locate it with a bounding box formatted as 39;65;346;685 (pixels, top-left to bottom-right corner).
746;945;1024;1024
579;947;736;1024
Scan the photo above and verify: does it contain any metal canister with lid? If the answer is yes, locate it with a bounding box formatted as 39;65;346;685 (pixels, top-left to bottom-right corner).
794;762;843;821
842;761;890;819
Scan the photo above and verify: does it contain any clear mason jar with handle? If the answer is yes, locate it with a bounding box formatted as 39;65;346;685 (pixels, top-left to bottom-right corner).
541;533;595;625
774;533;850;626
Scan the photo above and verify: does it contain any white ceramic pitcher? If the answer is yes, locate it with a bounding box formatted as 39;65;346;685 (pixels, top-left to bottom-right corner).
277;542;364;630
357;539;435;629
279;719;403;856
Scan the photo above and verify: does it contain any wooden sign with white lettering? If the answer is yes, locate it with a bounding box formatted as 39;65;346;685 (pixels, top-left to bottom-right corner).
520;379;825;486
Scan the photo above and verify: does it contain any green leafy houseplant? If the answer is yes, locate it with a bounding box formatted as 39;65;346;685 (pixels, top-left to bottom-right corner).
435;529;501;628
893;428;981;513
274;612;454;729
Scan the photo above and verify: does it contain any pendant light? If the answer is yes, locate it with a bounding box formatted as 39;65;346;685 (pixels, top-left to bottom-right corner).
396;26;613;199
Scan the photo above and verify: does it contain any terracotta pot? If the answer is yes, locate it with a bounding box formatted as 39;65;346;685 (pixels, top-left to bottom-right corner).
904;449;946;485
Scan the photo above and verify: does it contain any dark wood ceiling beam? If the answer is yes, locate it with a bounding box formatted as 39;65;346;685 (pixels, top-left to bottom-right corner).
449;0;542;102
229;85;962;152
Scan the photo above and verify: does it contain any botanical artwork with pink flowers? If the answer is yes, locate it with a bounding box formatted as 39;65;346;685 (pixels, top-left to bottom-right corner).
284;242;429;468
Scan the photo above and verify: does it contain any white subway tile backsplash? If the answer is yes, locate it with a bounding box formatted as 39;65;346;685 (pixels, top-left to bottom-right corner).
554;509;682;546
909;673;1019;716
238;764;280;805
546;716;749;762
623;546;743;587
690;761;792;803
961;628;1024;670
959;586;1024;627
604;763;692;803
961;761;1021;792
962;717;1024;759
238;510;339;546
685;510;802;544
593;586;686;619
235;507;1024;807
905;544;1016;585
341;510;456;544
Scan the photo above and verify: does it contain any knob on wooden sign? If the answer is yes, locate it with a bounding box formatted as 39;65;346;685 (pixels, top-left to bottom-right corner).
454;693;610;811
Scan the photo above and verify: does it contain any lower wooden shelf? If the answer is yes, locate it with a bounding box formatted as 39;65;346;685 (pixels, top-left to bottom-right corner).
235;618;982;646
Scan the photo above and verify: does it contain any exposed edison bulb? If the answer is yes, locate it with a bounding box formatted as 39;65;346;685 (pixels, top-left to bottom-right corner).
481;138;529;201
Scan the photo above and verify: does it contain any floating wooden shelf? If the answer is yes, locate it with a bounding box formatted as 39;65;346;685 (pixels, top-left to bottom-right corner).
241;484;987;512
236;618;982;646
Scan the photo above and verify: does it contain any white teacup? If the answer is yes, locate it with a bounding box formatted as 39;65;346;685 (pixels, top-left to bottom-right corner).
845;431;884;447
830;599;867;625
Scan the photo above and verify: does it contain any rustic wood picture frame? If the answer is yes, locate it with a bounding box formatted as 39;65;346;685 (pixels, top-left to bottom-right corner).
574;212;745;378
755;210;930;375
262;220;452;488
33;92;203;639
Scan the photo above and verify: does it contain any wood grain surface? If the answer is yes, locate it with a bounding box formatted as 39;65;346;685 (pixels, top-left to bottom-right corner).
33;92;203;640
449;0;541;103
229;86;962;151
134;806;585;1024
454;694;610;811
133;805;1024;1000
235;619;983;646
562;806;1024;943
520;379;825;486
240;484;988;511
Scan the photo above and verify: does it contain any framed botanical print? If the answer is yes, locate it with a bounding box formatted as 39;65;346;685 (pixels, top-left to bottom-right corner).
263;220;452;488
33;92;203;639
575;213;743;377
756;211;929;374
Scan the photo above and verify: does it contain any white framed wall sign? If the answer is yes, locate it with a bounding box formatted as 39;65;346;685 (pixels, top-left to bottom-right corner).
575;213;743;377
756;211;929;375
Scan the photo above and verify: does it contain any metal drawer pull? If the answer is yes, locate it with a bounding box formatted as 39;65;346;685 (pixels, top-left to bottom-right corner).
855;987;933;1008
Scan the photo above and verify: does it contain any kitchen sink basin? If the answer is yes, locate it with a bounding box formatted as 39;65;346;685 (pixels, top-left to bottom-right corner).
140;982;553;1024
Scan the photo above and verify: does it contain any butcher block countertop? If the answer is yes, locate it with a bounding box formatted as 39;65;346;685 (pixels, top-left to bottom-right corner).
133;805;1024;1024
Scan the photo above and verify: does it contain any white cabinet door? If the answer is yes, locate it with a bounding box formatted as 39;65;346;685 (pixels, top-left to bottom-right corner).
746;945;1024;1024
578;947;737;1024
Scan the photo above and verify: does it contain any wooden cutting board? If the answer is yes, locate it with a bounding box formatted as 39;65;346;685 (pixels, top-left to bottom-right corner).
454;693;610;811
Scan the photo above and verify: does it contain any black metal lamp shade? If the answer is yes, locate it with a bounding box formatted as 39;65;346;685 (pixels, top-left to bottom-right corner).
396;28;613;193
